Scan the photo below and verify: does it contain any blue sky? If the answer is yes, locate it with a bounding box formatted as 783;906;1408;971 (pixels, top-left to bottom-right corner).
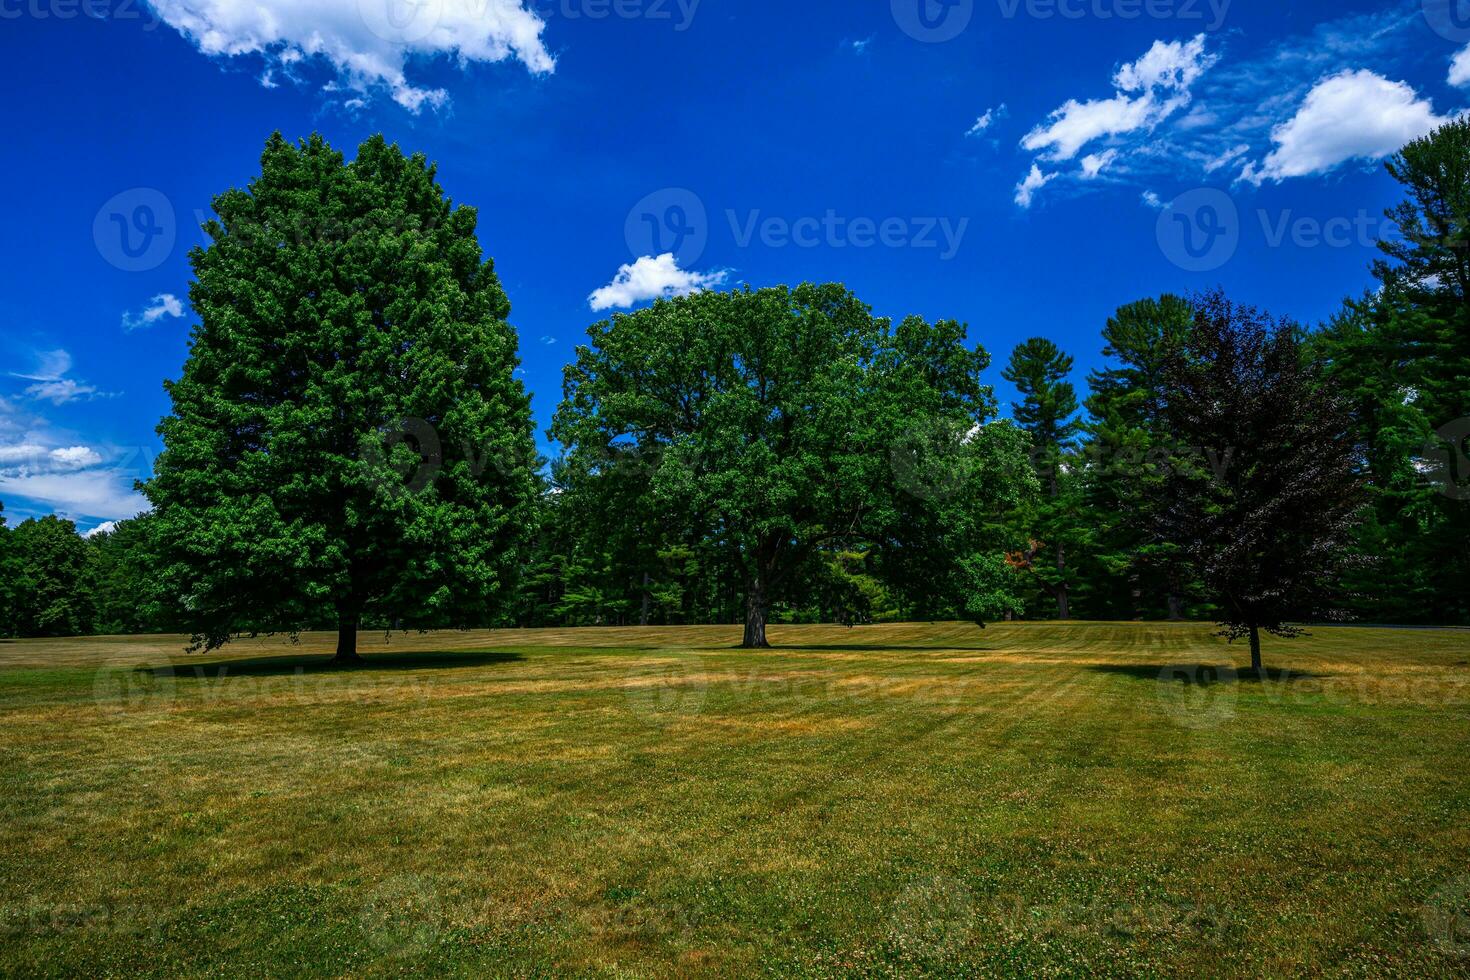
2;0;1466;532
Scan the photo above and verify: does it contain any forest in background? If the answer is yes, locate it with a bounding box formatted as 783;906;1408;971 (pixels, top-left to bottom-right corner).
1;118;1467;641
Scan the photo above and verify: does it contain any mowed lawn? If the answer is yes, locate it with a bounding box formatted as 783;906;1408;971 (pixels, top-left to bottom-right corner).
2;623;1469;977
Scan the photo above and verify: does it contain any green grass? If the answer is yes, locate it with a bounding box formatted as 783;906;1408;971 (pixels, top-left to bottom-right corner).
2;622;1469;977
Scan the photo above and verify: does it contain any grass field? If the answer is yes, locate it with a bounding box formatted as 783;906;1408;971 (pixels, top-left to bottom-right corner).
2;622;1468;977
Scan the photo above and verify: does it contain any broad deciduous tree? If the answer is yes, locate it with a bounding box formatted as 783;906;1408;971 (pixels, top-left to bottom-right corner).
553;283;1025;647
1162;291;1363;675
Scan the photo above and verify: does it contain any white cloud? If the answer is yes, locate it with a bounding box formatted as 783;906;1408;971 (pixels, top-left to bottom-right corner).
145;0;555;112
11;349;73;383
83;520;120;539
1203;143;1250;173
10;348;112;406
0;440;145;524
1451;45;1470;88
1014;164;1056;208
1242;70;1449;184
850;36;873;55
23;380;99;406
1022;34;1216;162
588;253;728;311
1080;149;1119;179
966;104;1006;137
0;471;149;524
122;293;185;332
1141;190;1166;209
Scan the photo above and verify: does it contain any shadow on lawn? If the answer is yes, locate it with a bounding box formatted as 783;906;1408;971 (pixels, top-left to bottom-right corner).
147;650;525;679
1084;663;1328;683
750;644;998;652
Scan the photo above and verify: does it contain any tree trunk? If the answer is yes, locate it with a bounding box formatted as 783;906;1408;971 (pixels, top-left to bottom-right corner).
1248;626;1263;679
333;612;363;666
742;577;770;649
1055;543;1070;620
1166;593;1183;621
639;572;651;627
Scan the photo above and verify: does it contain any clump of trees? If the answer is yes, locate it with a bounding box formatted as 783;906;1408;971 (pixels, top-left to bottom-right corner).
6;118;1470;669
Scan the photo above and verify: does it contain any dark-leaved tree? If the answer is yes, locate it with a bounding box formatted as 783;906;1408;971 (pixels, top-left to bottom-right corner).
1162;291;1363;676
145;133;540;661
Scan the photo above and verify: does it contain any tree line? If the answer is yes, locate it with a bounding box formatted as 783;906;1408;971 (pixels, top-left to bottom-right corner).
1;122;1466;666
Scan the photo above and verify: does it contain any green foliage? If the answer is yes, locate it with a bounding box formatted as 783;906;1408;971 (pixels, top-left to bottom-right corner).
1080;296;1199;620
1003;338;1084;618
8;515;94;637
552;284;1031;645
144;132;540;653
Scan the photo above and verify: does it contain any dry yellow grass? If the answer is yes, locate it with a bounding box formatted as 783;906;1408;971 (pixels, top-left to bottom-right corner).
2;622;1468;976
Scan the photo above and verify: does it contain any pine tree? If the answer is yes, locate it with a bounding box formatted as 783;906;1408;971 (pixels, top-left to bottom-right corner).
1003;338;1083;619
146;133;540;660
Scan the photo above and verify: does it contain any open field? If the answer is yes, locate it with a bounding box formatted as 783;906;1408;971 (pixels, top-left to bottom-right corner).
2;622;1469;977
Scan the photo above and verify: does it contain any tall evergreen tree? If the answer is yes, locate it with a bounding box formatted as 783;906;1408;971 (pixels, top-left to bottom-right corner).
1003;338;1082;619
1082;296;1195;619
145;133;540;660
1162;292;1363;676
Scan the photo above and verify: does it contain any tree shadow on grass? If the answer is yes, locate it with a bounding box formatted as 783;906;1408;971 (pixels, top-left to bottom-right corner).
743;644;1000;652
1083;663;1329;684
147;650;525;679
